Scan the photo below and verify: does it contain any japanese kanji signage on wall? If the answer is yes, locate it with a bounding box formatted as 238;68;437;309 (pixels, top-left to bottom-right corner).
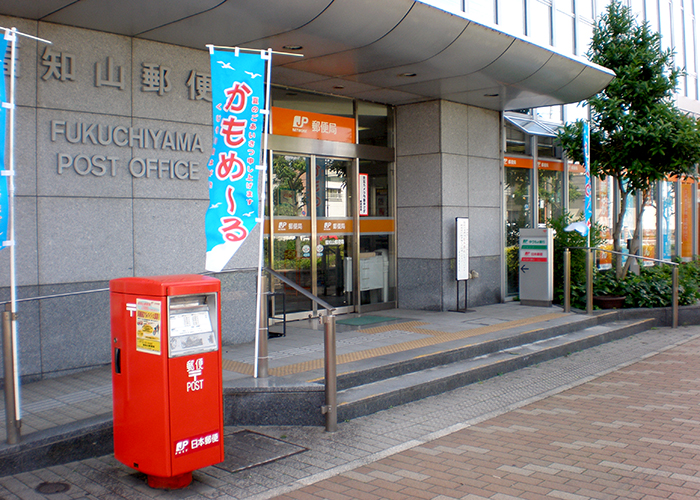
205;49;268;272
0;34;9;251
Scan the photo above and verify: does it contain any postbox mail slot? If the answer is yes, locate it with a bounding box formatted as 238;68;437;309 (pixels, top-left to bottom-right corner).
168;294;218;358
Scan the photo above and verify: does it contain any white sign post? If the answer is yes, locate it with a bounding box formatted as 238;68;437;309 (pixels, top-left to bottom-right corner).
452;218;472;312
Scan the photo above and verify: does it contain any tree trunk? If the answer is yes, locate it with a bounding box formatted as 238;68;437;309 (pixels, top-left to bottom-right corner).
613;178;628;278
620;193;648;278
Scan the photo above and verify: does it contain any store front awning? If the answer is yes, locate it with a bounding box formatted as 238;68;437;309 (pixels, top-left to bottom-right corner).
1;0;615;111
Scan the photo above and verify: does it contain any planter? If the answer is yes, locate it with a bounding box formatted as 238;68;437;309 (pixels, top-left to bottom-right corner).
593;295;626;309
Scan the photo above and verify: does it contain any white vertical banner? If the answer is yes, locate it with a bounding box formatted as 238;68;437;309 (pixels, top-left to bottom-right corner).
359;173;369;216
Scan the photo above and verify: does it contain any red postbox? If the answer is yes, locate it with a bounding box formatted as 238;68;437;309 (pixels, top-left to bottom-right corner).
110;275;224;489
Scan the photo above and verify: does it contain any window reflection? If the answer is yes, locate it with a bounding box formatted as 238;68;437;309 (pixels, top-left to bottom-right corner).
272;155;309;217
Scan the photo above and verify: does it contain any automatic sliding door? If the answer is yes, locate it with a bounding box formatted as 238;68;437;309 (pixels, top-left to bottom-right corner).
269;154;313;314
316;157;353;309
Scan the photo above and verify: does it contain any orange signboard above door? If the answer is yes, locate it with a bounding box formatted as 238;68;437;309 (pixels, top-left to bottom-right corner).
271;107;356;143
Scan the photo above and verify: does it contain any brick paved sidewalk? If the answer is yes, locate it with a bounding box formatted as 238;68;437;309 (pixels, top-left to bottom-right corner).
0;327;698;500
278;337;700;500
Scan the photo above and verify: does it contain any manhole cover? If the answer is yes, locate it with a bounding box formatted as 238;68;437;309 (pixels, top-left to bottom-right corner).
214;430;307;473
35;482;70;494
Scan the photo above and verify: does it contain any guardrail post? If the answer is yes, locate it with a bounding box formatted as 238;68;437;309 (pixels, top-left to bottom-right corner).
564;249;571;313
586;248;593;314
3;303;20;444
672;266;678;328
322;313;337;432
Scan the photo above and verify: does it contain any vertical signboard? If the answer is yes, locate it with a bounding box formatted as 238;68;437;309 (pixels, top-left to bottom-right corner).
359;173;369;216
205;49;267;272
455;217;469;281
519;228;554;306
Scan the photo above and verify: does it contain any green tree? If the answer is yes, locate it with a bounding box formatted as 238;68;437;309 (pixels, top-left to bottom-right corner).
557;1;700;278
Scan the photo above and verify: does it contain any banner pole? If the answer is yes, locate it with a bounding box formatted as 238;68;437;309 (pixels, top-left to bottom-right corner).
7;27;20;430
253;49;273;378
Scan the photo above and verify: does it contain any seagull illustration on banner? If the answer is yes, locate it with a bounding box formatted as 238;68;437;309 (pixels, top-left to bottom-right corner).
209;202;221;209
217;61;234;69
245;71;262;79
564;221;589;236
242;211;255;217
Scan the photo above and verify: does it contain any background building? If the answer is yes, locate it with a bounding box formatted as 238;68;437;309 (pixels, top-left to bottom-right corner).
0;0;694;382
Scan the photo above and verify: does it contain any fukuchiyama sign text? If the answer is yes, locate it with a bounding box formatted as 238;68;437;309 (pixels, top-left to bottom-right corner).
50;120;205;180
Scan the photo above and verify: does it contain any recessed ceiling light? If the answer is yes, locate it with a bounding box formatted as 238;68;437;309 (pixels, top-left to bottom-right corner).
283;45;303;51
398;72;417;77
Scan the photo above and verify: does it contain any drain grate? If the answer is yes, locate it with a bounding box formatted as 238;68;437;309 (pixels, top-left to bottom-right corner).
214;430;307;473
35;482;70;494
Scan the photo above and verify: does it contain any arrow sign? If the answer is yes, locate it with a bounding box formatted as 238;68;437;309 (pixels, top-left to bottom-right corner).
520;265;529;274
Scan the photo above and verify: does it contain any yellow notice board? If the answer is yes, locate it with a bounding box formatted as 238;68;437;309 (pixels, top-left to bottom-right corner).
136;298;162;355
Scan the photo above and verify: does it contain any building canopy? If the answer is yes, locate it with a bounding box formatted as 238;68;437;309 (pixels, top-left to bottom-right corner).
1;0;614;110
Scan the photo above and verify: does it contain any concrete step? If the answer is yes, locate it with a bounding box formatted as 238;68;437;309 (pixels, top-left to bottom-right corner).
334;312;614;391
224;314;657;427
336;318;656;422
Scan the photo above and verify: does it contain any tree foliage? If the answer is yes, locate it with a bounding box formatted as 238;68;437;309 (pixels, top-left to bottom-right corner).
557;1;700;278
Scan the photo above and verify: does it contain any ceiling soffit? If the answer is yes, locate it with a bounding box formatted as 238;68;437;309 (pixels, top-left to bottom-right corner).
0;0;614;110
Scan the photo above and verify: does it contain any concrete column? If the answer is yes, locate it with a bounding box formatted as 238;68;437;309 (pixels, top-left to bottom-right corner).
395;100;502;310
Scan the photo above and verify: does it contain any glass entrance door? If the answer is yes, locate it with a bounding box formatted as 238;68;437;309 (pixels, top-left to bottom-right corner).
268;153;354;316
315;157;353;309
269;154;313;314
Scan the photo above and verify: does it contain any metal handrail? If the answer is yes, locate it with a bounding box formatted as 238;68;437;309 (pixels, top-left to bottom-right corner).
3;286;110;444
0;287;109;306
2;268;340;437
563;247;679;328
262;267;337;432
264;267;336;313
570;247;679;267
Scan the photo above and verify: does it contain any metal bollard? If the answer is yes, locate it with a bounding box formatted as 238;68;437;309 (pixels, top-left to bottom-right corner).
322;313;337;432
672;266;678;328
586;248;593;315
564;249;571;313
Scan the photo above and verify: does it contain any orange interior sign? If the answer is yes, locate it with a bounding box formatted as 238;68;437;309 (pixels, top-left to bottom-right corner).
504;157;533;169
264;217;395;235
537;160;564;171
272;107;355;143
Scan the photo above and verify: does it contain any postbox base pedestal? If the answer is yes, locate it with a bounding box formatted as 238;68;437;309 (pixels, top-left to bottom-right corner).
147;472;192;490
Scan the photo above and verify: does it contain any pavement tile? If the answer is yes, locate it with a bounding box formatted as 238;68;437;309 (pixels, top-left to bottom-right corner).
3;322;700;499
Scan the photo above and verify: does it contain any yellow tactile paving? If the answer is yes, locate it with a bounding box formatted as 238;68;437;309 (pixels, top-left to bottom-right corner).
221;312;569;377
221;359;255;375
358;320;429;334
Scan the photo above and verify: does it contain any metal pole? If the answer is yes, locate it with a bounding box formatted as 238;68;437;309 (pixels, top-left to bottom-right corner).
253;48;272;378
564;249;571;313
586;248;593;314
672;266;678;328
256;276;269;378
3;304;20;444
2;28;49;442
6;28;21;435
322;313;337;432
